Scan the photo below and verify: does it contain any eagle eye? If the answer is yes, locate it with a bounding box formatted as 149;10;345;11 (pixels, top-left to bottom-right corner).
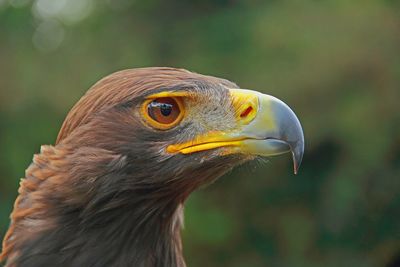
143;97;184;130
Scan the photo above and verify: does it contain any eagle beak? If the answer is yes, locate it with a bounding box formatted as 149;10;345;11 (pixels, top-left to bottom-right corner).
232;89;304;174
167;89;304;174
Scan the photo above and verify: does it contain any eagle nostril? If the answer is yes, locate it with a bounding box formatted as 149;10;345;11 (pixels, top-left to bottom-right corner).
240;106;253;118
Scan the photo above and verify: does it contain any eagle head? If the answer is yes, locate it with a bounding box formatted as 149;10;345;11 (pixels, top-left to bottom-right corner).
1;67;304;267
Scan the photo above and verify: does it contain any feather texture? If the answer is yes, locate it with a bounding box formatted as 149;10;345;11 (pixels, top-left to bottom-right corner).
1;68;244;267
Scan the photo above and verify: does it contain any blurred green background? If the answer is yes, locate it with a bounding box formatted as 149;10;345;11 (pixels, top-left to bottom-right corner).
1;0;399;266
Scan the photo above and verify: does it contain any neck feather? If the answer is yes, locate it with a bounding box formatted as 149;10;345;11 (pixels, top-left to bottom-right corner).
1;145;186;267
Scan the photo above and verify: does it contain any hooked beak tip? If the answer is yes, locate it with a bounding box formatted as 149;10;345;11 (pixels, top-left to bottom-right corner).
290;140;304;175
293;157;300;175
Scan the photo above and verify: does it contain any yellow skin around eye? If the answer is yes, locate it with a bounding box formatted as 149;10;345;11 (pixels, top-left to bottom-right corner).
141;97;186;130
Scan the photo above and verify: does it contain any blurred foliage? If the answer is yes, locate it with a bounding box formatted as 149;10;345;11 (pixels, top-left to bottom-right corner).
0;0;400;266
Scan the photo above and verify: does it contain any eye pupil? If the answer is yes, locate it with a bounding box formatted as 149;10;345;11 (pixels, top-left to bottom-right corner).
160;104;172;116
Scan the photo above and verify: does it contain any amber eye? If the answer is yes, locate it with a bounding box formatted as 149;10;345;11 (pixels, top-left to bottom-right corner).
143;97;184;129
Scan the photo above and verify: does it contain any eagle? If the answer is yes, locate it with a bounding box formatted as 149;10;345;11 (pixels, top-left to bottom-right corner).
0;67;304;267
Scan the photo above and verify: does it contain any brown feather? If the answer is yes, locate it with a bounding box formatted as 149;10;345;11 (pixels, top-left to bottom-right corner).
56;67;234;144
1;67;243;267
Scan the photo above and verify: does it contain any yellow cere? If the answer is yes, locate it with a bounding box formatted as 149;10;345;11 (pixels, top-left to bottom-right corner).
229;89;258;125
